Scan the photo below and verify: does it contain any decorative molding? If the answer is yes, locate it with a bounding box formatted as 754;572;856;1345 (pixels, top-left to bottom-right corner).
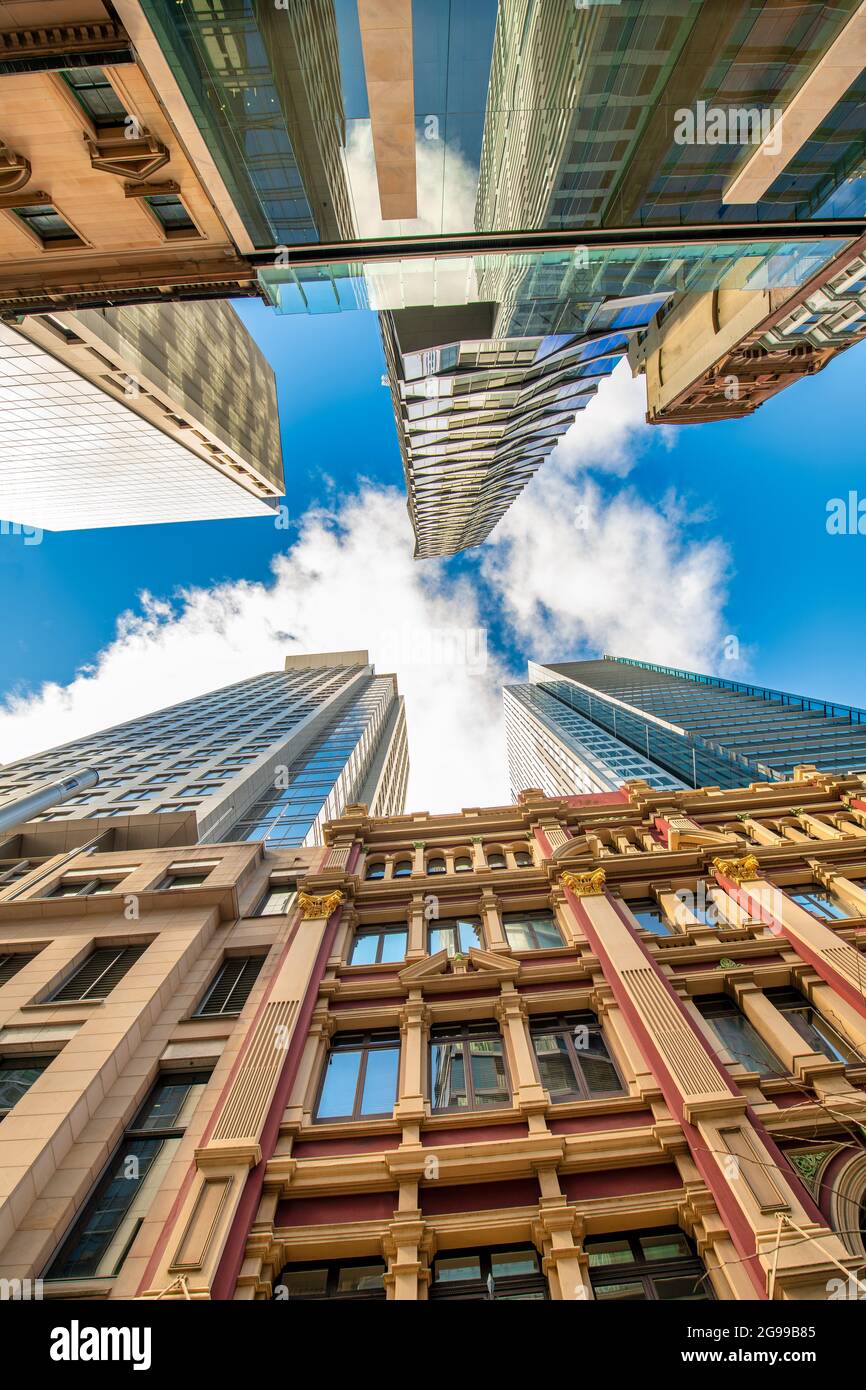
561;868;606;897
712;854;761;885
0;142;31;195
297;889;344;920
85;130;170;182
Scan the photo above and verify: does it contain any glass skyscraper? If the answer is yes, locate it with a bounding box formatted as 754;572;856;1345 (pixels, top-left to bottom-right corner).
505;656;866;798
0;652;408;847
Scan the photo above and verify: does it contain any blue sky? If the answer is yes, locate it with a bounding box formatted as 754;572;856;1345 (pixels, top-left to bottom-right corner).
0;299;864;807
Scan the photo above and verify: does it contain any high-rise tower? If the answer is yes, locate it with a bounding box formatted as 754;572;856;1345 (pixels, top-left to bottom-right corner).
505;656;866;797
0;652;408;846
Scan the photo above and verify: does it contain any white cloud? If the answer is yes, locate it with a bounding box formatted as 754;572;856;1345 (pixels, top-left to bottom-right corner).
0;489;512;813
343;122;479;239
0;364;732;812
481;362;730;672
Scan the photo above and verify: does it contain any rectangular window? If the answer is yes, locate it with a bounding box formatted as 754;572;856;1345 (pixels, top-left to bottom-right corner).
275;1260;386;1301
626;897;672;935
429;917;483;956
430;1246;547;1300
315;1031;400;1122
349;926;407;965
586;1228;711;1301
45;877;124;898
0;1055;53;1119
0;952;38;986
788;886;850;921
50;944;148;1003
530;1013;623;1101
61;65;127;124
10;203;80;244
255;884;296;916
695;995;784;1077
44;1072;210;1281
503;912;563;951
765;987;861;1065
145;194;197;233
430;1021;510;1112
193;956;264;1018
159;870;211;889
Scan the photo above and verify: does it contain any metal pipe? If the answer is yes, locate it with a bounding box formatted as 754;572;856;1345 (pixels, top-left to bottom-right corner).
0;768;99;835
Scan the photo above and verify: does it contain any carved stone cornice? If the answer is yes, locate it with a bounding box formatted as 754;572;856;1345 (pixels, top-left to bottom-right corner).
711;854;761;885
560;868;606;897
297;889;344;921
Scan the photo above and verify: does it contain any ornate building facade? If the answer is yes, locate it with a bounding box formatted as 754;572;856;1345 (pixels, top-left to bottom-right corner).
2;766;866;1300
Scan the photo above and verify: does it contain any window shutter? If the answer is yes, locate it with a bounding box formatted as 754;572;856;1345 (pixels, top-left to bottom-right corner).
51;944;148;1002
195;956;264;1017
0;953;36;987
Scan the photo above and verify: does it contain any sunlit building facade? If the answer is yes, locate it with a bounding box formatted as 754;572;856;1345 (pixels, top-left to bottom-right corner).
0;652;408;847
3;771;866;1300
0;299;284;530
507;657;866;796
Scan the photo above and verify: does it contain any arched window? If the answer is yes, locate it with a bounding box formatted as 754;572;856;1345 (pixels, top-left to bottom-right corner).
513;849;532;868
427;856;446;875
393;859;412;878
454;855;472;872
364;862;385;881
487;851;506;870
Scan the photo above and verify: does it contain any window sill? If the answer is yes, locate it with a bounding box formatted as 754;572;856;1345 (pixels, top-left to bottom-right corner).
20;999;104;1011
40;1276;116;1300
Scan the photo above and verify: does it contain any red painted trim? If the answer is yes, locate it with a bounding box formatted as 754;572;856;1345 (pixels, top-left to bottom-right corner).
563;886;816;1299
533;825;553;857
715;871;866;1022
211;905;344;1299
136;901;311;1294
561;790;630;807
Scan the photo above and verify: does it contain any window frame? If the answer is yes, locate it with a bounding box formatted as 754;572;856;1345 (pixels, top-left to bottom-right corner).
192;955;265;1019
765;987;862;1066
695;994;785;1077
428;916;484;957
586;1227;712;1302
530;1011;625;1102
429;1245;548;1300
429;1020;511;1113
313;1030;401;1123
0;1053;55;1119
502;911;564;952
274;1257;387;1301
48;943;148;1003
348;925;408;966
43;1070;211;1282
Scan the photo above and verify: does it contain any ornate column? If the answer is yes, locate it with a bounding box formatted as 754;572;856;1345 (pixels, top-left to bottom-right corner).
136;887;346;1301
469;835;486;869
406;892;427;960
496;982;547;1119
561;866;861;1300
383;1181;429;1301
395;990;429;1123
480;886;510;952
411;840;426;875
533;1168;587;1300
712;855;866;1021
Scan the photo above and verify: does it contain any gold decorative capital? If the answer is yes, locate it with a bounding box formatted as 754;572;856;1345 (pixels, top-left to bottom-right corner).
561;868;606;897
297;889;345;920
711;854;760;886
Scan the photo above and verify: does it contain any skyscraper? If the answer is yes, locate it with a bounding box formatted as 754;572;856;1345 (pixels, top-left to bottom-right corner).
0;299;284;530
506;656;866;797
0;652;408;846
